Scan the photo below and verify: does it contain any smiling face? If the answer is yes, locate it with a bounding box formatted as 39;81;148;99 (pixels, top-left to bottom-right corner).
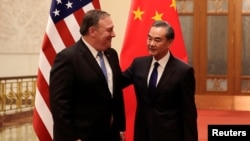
91;16;116;51
147;26;173;60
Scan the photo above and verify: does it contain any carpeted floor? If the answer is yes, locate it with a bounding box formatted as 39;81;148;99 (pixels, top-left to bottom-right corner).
198;109;250;141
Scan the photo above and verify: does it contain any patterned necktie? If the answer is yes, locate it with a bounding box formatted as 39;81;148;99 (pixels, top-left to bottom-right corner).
148;62;159;97
97;51;108;80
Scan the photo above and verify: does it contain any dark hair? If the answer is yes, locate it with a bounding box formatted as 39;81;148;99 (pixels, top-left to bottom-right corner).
152;21;175;40
79;9;110;35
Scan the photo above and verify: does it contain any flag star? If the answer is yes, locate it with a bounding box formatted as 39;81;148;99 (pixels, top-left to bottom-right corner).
152;11;163;21
56;0;62;5
133;7;144;20
66;1;73;9
170;0;177;11
53;8;60;17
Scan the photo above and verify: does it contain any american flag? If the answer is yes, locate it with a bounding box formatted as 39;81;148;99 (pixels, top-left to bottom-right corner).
33;0;100;140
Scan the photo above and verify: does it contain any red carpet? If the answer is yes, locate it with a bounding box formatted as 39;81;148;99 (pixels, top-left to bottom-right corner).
198;109;250;141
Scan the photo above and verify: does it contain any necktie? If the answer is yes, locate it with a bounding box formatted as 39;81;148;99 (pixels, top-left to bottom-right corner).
97;52;108;80
148;62;159;97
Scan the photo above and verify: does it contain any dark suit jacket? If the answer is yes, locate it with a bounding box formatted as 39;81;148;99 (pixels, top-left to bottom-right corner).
122;53;198;141
49;39;125;141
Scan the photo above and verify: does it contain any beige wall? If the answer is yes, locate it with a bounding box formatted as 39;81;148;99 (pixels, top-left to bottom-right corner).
100;0;130;54
0;1;130;77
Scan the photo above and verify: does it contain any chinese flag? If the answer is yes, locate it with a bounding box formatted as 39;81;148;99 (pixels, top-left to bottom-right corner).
120;0;187;141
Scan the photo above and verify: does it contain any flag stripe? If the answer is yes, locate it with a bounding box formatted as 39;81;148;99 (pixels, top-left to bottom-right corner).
35;88;53;137
34;71;52;140
38;52;52;84
55;20;75;47
36;70;50;104
82;2;95;12
41;47;55;67
64;15;81;42
33;1;100;140
46;17;65;54
73;8;85;26
33;108;52;141
41;38;56;67
92;0;101;9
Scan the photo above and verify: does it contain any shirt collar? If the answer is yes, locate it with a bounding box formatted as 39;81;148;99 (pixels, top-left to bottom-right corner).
81;37;99;58
152;51;170;68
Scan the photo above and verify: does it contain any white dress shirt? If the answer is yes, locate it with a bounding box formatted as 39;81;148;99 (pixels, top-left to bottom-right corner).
147;51;170;86
81;38;113;95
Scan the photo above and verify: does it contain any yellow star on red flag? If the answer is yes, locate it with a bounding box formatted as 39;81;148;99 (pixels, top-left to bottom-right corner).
152;11;163;21
170;0;177;10
133;7;144;20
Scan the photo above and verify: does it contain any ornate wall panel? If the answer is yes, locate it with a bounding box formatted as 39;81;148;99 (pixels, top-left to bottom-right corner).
176;0;194;65
0;0;50;53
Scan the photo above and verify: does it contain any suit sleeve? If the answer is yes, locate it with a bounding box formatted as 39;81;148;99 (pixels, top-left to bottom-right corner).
108;48;126;131
181;67;198;141
49;51;77;140
121;60;135;88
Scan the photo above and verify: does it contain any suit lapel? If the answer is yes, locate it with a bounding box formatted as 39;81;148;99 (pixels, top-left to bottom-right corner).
142;57;154;103
151;54;176;100
79;40;109;85
104;51;116;91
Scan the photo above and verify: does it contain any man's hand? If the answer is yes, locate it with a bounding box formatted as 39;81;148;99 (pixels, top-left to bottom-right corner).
120;132;125;141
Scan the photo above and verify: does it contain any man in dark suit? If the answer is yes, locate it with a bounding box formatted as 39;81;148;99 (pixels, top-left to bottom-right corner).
122;21;198;141
49;9;125;141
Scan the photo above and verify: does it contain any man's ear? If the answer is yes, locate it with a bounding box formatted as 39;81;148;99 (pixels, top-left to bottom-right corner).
168;39;174;45
88;26;96;37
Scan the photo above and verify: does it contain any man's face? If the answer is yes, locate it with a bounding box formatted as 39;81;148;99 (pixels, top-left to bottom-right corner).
93;16;116;51
147;26;171;60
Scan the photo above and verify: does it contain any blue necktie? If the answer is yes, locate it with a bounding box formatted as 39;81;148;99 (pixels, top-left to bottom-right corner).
97;52;108;80
148;62;159;97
